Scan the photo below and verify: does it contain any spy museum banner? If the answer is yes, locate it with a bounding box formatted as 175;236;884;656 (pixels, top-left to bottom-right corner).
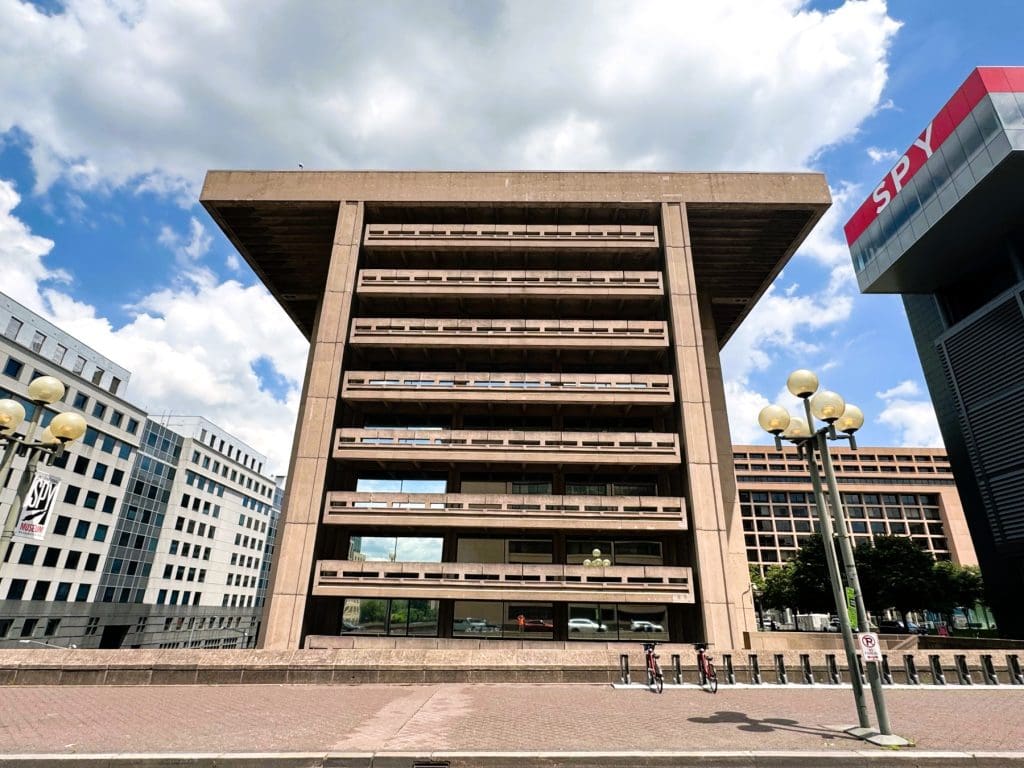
13;471;61;541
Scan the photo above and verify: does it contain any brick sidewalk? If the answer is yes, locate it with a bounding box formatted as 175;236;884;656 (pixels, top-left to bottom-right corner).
0;684;1022;758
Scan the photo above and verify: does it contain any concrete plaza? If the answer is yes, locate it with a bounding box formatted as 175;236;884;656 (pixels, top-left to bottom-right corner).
0;682;1022;766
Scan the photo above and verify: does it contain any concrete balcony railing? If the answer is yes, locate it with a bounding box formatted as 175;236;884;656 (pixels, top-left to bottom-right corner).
348;318;669;349
324;492;687;531
313;560;694;604
356;270;663;298
341;371;674;405
333;429;681;465
363;223;660;251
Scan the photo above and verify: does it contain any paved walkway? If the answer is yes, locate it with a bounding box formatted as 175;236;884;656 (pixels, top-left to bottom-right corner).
0;683;1022;764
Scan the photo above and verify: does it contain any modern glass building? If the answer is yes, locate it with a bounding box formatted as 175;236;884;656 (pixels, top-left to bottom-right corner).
202;171;830;649
845;66;1024;638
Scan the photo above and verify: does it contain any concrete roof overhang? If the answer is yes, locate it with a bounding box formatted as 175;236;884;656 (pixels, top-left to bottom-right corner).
200;171;830;347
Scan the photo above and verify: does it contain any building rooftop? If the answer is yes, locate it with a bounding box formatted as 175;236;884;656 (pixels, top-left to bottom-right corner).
200;171;829;346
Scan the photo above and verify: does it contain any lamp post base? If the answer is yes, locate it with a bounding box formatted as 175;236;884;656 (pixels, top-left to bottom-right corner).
844;726;912;747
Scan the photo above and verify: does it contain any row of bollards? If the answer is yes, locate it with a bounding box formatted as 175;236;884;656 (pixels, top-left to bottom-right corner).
618;652;1024;686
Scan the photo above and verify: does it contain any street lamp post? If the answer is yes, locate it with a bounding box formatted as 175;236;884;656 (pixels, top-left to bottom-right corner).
758;371;907;747
583;548;611;633
0;377;87;576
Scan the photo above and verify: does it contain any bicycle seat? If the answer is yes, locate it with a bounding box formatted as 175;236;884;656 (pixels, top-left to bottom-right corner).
642;641;658;650
693;642;711;651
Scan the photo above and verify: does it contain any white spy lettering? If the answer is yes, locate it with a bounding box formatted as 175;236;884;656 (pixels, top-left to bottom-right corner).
872;121;936;214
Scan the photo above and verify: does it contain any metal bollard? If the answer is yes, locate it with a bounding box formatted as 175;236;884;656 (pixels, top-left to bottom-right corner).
619;654;630;685
800;654;814;685
1008;654;1024;685
954;654;973;685
855;655;867;685
749;653;762;685
723;653;736;685
929;654;947;685
774;654;788;685
981;655;999;685
825;653;841;685
671;653;682;686
904;654;921;685
881;654;894;685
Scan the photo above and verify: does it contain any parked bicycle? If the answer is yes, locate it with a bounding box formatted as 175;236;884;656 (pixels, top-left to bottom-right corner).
694;642;718;693
643;641;664;693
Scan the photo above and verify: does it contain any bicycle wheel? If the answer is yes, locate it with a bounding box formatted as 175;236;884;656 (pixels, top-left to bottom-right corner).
706;663;718;693
654;661;664;693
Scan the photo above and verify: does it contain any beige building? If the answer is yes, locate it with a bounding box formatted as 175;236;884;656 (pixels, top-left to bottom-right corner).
734;444;977;573
201;171;829;649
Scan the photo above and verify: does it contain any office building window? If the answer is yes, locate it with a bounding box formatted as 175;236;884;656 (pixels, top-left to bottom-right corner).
53;515;71;536
3;357;23;379
64;550;80;569
52;343;67;365
92;402;107;419
30;330;46;352
109;377;121;395
63;485;80;504
91;367;104;385
18;544;39;565
127;417;139;434
73;392;88;410
6;579;26;599
110;468;124;486
31;581;50;600
72;355;86;374
4;317;23;340
75;584;90;601
83;491;99;509
54;582;71;601
73;456;88;475
73;520;89;538
94;524;108;542
42;547;60;567
110;410;123;428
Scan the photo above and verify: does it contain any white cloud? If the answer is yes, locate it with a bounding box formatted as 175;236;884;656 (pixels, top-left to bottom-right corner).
866;146;899;163
875;382;943;447
875;379;920;399
0;0;899;197
158;217;212;263
2;180;307;472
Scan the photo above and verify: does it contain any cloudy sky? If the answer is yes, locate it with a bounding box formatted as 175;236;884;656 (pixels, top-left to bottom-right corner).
1;0;1021;473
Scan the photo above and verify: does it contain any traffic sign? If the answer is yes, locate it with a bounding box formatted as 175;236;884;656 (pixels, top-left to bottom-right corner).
858;632;882;662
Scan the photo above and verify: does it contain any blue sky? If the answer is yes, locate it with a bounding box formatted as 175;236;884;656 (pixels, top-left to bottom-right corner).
1;0;1021;471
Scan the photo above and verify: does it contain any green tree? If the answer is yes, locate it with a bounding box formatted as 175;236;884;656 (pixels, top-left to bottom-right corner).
761;563;796;613
856;535;935;624
931;561;985;625
788;535;835;613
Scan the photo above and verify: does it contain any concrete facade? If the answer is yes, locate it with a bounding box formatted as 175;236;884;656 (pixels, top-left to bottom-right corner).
202;171;830;650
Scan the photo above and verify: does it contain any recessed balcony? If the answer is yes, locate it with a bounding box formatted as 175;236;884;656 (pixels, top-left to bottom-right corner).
313;560;694;604
333;429;681;465
356;270;663;299
341;371;674;405
324;491;687;531
348;318;669;349
362;223;660;252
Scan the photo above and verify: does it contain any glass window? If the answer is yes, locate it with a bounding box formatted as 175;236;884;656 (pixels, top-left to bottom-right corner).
72;356;86;374
126;417;139;434
3;357;23;378
352;536;443;562
74;520;89;538
18;544;39;565
568;603;615;639
91;367;104;385
30;330;46;352
52;344;67;365
4;317;23;340
109;377;121;395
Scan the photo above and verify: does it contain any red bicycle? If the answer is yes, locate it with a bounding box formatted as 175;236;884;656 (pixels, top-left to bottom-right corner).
643;641;664;693
695;642;718;693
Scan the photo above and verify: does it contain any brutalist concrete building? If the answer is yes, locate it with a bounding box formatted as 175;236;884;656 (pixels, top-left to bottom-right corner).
844;67;1024;637
202;171;829;649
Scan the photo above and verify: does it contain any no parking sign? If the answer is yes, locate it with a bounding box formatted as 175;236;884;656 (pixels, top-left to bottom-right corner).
858;632;882;662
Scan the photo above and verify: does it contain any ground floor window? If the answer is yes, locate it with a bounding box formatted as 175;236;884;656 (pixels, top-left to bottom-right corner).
342;598;439;636
453;600;555;638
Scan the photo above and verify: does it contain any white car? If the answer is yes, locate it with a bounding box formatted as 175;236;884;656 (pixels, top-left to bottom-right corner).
568;617;608;632
630;620;664;633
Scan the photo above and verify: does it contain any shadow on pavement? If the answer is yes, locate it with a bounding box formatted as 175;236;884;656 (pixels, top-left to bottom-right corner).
687;711;856;741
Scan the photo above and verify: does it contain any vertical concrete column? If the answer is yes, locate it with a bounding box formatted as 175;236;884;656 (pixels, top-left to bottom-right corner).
261;201;363;650
661;202;753;649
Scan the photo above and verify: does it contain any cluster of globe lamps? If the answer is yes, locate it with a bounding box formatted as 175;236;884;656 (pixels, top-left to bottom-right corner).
0;376;88;449
757;369;865;444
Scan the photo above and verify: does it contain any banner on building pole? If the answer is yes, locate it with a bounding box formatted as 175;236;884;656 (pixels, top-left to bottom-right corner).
13;471;61;541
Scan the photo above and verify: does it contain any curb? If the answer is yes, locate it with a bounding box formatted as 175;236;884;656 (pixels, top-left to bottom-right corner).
2;752;1024;767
